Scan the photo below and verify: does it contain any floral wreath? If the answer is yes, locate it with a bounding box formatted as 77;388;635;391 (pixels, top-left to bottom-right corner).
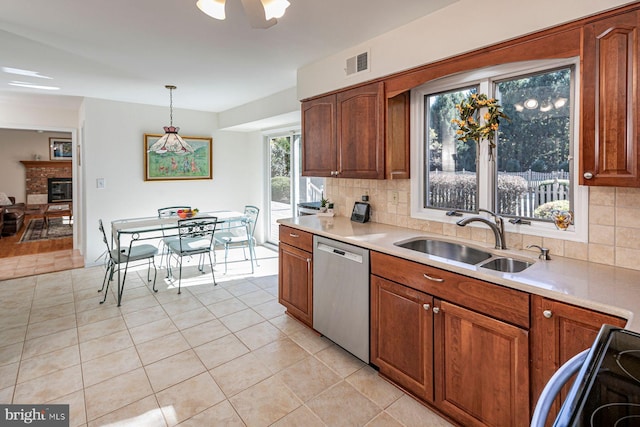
451;93;509;159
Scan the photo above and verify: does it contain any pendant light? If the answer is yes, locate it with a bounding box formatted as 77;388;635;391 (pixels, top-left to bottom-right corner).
148;85;194;154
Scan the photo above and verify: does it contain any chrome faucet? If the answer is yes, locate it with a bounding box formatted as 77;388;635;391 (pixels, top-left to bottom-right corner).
456;208;507;249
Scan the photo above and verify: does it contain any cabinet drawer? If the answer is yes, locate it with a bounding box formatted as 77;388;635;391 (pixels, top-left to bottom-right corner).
371;251;530;328
279;225;313;252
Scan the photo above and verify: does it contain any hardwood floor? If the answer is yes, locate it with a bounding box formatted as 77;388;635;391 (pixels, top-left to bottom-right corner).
0;212;84;280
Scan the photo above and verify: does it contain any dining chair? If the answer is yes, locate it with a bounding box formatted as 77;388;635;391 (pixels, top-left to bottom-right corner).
165;216;218;294
157;206;191;271
214;205;259;274
97;219;158;304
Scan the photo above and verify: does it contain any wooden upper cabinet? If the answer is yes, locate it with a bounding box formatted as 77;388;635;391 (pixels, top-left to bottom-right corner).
301;81;409;179
301;94;337;177
336;82;385;179
581;9;640;186
386;91;411;179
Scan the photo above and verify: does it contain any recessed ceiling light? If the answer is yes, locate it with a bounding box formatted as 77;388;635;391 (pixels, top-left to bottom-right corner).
8;81;60;91
2;67;52;79
554;98;567;109
514;103;524;112
524;98;538;109
539;103;553;112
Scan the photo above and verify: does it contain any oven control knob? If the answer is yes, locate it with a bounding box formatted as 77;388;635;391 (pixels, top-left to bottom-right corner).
543;310;553;319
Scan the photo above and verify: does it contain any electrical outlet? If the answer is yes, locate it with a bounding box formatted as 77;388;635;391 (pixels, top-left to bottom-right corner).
391;191;399;205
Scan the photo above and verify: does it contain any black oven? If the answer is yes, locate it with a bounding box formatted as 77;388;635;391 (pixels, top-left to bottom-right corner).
533;325;640;426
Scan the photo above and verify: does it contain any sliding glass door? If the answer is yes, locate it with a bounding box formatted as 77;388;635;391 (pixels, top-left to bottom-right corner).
266;131;323;244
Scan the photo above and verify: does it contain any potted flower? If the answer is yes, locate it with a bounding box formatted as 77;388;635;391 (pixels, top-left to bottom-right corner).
320;195;329;213
451;93;509;161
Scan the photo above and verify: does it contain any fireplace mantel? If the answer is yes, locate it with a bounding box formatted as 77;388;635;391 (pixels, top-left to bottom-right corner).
21;160;72;168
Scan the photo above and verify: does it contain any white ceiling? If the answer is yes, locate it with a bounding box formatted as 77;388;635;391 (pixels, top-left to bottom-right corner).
0;0;456;113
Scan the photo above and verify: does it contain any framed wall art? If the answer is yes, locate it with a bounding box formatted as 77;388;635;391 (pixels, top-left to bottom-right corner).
49;138;72;160
144;134;213;181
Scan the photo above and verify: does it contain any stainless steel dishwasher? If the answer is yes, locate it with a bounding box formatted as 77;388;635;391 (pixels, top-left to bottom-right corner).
313;235;370;363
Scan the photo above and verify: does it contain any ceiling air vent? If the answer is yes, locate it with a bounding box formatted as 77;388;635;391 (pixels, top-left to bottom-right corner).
345;51;369;76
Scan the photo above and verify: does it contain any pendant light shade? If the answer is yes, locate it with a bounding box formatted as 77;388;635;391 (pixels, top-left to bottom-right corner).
148;85;194;154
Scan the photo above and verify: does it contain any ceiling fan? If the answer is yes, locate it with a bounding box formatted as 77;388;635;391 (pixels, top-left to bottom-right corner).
196;0;291;29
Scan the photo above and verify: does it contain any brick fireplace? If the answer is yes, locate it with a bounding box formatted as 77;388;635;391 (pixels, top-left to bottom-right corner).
20;160;72;205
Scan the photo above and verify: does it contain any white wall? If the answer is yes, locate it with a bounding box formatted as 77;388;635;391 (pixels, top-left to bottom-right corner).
297;0;633;99
81;98;264;265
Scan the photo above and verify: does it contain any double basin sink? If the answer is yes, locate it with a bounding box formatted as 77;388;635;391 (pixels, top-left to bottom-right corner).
395;238;533;273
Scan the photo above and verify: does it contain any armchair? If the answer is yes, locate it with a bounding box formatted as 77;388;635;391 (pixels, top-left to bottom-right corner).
1;195;25;237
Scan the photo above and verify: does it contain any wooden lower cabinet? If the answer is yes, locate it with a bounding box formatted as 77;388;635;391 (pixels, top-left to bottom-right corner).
278;242;313;327
370;275;434;402
371;272;529;427
435;300;529;427
530;295;627;424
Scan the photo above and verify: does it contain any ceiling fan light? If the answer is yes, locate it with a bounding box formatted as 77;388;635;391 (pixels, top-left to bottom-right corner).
197;0;226;20
261;0;290;20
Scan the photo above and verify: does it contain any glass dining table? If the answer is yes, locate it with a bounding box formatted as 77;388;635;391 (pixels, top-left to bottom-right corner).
109;210;246;306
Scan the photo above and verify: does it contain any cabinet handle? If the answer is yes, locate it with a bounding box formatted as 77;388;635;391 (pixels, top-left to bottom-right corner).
433;307;440;314
423;303;430;311
543;309;553;319
583;172;593;180
289;233;299;238
423;273;444;282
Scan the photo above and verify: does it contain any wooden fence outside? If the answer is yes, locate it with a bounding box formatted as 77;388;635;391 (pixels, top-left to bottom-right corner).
429;170;570;217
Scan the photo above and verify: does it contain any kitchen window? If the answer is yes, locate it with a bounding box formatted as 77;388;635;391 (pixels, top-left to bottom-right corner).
411;59;588;240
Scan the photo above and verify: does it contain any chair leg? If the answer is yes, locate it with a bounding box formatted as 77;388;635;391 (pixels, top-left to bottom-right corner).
100;263;115;304
98;259;113;293
149;258;159;293
248;243;255;274
208;251;217;286
177;258;183;294
224;244;229;274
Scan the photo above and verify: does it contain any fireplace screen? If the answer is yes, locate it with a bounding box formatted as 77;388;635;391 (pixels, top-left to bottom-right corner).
48;178;72;203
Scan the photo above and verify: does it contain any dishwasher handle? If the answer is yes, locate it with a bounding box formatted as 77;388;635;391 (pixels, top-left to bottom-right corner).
316;242;363;263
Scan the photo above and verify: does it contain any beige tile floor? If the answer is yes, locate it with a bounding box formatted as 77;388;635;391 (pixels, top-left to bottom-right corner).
0;247;454;427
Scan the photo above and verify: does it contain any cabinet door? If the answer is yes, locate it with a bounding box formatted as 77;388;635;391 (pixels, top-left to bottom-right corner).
386;91;410;179
278;243;313;327
302;94;336;177
336;82;385;179
530;296;626;423
434;300;530;427
581;10;640;186
370;275;434;402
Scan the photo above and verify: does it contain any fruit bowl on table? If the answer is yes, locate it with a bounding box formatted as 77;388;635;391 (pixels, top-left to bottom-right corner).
177;209;198;219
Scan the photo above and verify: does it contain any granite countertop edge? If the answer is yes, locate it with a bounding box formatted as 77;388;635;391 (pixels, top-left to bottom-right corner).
278;216;638;332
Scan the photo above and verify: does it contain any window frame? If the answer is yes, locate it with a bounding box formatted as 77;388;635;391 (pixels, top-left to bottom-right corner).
410;57;588;242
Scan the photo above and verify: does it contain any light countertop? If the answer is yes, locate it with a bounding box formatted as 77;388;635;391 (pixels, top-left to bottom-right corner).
278;216;640;332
